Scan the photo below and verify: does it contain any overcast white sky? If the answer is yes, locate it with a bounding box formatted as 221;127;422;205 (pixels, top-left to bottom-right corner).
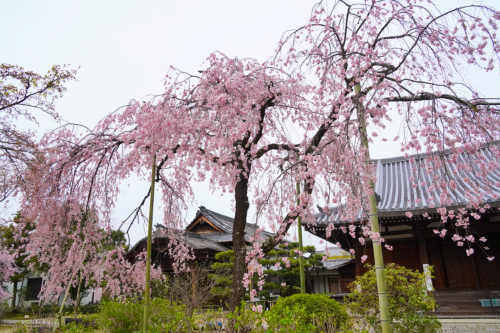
2;0;499;248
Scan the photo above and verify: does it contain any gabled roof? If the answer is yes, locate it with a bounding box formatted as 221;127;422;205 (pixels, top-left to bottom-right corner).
128;206;276;257
127;229;230;255
190;206;275;243
315;146;500;225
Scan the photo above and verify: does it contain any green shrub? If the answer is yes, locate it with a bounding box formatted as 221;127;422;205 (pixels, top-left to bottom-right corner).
99;300;143;333
270;293;349;332
265;305;316;333
345;263;441;333
63;322;97;333
148;298;186;332
0;300;10;319
98;298;186;333
12;324;28;333
226;302;264;333
31;303;99;316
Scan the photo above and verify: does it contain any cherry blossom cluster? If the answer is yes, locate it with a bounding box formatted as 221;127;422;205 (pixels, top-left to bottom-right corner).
0;245;17;302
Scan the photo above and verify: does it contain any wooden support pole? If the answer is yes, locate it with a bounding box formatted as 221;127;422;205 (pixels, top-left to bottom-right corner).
142;154;156;333
356;83;391;333
296;182;306;294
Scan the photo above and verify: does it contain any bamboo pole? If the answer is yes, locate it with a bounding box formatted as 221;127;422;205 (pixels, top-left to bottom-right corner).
355;83;391;333
142;155;156;333
296;182;306;294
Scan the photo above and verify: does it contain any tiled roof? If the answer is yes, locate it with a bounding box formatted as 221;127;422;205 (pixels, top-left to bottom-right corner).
322;258;354;270
179;232;231;252
129;207;276;256
196;232;233;243
194;206;274;243
127;230;231;255
316;247;349;257
315;147;500;225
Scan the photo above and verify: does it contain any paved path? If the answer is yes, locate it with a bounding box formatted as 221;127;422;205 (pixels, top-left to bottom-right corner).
2;318;500;332
2;318;56;325
440;319;500;332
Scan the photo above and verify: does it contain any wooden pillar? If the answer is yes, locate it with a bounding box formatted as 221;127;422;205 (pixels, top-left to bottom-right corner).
471;249;482;289
416;229;429;265
416;228;435;291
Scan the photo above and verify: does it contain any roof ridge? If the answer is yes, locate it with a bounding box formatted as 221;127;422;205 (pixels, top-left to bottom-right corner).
376;142;499;164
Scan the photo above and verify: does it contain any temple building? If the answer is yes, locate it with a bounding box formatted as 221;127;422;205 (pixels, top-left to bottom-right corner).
310;149;500;316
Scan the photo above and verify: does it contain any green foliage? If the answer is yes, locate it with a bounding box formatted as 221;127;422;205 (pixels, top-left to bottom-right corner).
98;300;143;333
257;242;324;298
98;298;186;333
345;263;441;333
264;305;317;333
12;324;28;333
226;301;264;333
101;229;128;252
194;307;225;332
0;300;10;319
270;293;349;331
209;250;234;299
210;245;326;301
62;321;97;333
148;298;186;332
31;303;99;316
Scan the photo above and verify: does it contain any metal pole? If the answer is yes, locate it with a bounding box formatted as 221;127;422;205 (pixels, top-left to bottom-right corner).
296;182;306;294
355;83;391;333
142;154;156;333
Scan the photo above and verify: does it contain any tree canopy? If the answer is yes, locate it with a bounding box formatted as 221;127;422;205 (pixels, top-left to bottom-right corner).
15;0;500;308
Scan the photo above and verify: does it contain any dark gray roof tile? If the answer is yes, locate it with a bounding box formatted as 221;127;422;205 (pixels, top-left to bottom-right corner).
316;147;500;225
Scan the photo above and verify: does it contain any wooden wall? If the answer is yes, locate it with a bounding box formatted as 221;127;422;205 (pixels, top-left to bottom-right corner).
355;234;500;290
355;239;421;276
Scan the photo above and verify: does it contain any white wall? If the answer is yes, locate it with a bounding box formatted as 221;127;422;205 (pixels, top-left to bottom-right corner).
5;274;97;309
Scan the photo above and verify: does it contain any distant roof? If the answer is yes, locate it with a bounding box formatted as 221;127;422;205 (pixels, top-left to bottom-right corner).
127;229;231;255
315;146;500;225
179;231;231;252
191;206;275;243
128;206;276;256
316;247;348;257
322;258;354;270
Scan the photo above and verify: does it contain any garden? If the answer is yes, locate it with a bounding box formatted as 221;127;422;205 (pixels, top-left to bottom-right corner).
1;0;499;333
1;264;441;333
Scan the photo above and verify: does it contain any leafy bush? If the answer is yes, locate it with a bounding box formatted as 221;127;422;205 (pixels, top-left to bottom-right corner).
12;324;28;333
99;298;186;333
270;293;349;332
78;304;100;314
99;300;143;333
265;305;317;333
31;304;99;316
0;300;10;319
63;322;97;333
148;298;186;332
226;302;264;333
345;263;441;333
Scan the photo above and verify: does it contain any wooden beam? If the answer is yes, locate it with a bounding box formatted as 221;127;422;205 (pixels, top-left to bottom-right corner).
186;216;223;233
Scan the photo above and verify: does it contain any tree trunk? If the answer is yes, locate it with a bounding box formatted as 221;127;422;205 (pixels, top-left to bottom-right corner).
73;273;83;318
11;281;17;311
229;174;250;311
